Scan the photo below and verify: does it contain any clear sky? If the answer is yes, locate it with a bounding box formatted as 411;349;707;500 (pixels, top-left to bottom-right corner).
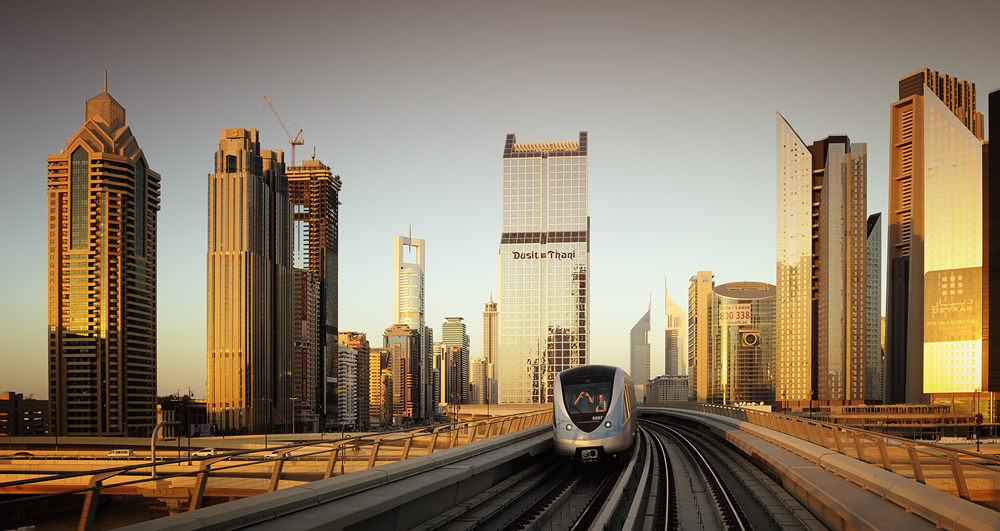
1;0;997;399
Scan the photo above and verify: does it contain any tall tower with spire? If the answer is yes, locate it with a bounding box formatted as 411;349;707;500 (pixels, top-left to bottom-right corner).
46;78;161;436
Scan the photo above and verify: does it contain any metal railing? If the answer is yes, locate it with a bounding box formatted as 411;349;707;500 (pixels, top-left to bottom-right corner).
643;402;1000;509
0;409;553;531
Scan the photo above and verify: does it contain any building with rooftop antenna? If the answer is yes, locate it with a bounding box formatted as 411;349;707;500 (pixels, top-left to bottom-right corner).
46;78;161;436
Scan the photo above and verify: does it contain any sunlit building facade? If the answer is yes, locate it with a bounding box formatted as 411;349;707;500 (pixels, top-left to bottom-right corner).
630;308;651;402
498;132;590;404
394;234;432;419
688;271;714;402
207;128;293;434
442;317;469;404
647;375;690;404
665;286;686;376
483;295;499;403
287;159;342;430
369;347;390;426
47;87;161;436
470;357;489;404
886;69;986;406
776;115;868;404
384;324;420;418
339;331;370;429
710;282;777;405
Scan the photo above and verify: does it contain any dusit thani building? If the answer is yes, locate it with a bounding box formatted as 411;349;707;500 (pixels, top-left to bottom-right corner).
498;132;590;404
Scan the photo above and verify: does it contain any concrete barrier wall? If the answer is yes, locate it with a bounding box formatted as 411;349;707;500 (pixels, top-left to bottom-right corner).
642;408;1000;531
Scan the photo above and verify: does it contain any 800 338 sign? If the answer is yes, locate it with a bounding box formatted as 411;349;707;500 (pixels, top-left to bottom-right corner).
719;304;751;325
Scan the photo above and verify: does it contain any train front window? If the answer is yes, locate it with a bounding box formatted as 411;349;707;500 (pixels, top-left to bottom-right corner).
563;381;613;416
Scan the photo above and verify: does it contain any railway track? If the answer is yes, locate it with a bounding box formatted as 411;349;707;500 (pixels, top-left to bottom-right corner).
642;419;828;531
415;420;824;530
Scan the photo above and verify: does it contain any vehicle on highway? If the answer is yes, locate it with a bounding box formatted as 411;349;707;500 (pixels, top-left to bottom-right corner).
191;448;218;457
107;449;133;458
553;365;636;463
12;452;33;458
264;450;291;460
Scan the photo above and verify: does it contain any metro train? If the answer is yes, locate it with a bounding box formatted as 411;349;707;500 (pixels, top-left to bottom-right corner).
553;365;637;462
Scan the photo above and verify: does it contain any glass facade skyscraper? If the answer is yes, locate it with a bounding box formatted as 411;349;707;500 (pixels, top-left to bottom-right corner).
886;69;986;406
776;114;868;404
393;234;432;419
630;308;650;402
664;286;686;376
498;132;589;404
441;317;469;404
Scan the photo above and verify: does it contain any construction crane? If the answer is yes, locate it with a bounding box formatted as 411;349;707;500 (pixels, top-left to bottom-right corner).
264;95;304;166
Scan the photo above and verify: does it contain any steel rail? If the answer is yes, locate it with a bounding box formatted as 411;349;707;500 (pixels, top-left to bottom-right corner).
646;420;749;531
646;424;674;530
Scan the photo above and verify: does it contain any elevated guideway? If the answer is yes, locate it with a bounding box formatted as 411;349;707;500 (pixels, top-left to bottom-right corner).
4;405;999;530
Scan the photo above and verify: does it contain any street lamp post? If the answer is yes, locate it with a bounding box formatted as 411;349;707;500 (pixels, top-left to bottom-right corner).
151;420;179;477
289;397;299;436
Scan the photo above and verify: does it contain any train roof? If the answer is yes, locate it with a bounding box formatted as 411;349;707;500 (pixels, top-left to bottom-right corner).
556;365;623;380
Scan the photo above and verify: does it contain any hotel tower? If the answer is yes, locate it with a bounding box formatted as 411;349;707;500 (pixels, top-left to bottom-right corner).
46;84;160;436
776;115;868;405
886;69;987;406
207;129;293;433
498;132;590;404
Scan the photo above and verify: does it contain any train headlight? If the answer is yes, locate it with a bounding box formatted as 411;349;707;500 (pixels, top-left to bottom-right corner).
565;423;573;431
604;421;612;429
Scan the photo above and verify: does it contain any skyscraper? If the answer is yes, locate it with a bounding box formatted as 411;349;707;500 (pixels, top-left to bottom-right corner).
630;307;651;402
441;317;469;404
287;159;342;429
207;128;293;433
384;324;419;418
886;69;986;405
866;214;883;402
776;114;868;404
483;295;499;404
664;285;686;376
369;347;390;426
46;84;160;436
688;271;714;402
292;268;319;431
394;234;432;418
709;282;777;405
339;332;370;430
470;357;489;404
988;88;998;396
498;132;590;404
